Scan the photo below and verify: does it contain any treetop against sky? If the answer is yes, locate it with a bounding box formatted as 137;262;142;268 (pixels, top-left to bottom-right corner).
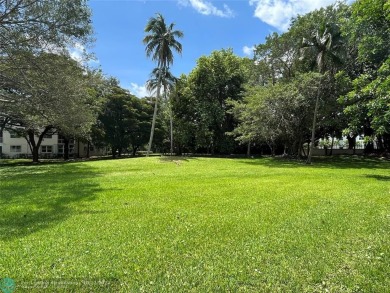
88;0;352;97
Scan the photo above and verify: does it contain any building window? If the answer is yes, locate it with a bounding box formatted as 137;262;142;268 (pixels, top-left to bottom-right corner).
58;144;74;154
41;145;52;153
10;145;22;152
58;144;64;154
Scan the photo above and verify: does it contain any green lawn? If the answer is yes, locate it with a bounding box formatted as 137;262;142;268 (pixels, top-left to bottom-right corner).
0;157;389;292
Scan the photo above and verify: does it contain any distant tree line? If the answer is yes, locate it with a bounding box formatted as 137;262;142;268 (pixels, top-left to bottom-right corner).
1;0;388;162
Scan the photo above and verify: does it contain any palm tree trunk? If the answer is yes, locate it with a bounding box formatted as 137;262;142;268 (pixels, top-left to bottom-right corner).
147;84;161;156
169;103;174;155
307;90;320;164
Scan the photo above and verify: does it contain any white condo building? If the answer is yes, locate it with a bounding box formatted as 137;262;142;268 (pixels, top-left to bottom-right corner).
0;129;104;158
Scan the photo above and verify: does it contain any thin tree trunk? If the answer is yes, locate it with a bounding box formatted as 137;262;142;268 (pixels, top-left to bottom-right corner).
247;141;251;157
166;84;174;156
132;146;138;156
306;141;310;157
297;137;303;158
170;106;173;155
86;141;90;158
307;90;320;164
64;138;69;160
330;133;335;156
147;84;161;156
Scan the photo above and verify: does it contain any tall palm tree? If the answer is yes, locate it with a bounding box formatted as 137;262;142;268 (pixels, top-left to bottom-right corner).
300;23;343;163
146;67;177;154
143;13;183;155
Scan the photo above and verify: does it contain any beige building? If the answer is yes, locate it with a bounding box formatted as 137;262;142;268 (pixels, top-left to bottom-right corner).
0;129;106;158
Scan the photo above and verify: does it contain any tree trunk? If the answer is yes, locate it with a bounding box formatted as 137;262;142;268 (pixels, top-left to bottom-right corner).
147;83;161;156
324;138;328;156
132;146;138;156
170;105;174;155
384;134;390;153
86;141;90;158
27;127;52;163
330;134;335;156
307;90;320;164
32;146;39;163
297;136;303;158
27;130;38;162
247;141;251;157
64;138;69;160
268;142;275;157
376;136;384;153
306;141;310;157
347;134;356;150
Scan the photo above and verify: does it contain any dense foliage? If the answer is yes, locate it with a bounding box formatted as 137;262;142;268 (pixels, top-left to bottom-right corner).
166;0;389;156
0;0;96;162
91;82;156;157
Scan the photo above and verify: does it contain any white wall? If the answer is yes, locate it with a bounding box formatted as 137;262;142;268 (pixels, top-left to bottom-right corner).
0;130;61;158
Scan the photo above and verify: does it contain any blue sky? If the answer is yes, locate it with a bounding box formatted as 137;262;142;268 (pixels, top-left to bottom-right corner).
87;0;341;97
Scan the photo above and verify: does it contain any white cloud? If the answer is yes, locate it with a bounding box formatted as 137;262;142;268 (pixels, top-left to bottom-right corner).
69;42;100;66
69;43;84;63
243;45;255;56
129;82;150;98
249;0;337;31
179;0;234;18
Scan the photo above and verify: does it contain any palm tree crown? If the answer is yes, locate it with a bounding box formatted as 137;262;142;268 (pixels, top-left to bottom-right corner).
146;67;177;97
143;13;183;69
300;23;343;74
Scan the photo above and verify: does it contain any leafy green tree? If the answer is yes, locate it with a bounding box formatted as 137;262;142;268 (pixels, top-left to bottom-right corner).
186;49;247;154
92;85;152;158
230;73;322;156
0;52;99;162
128;98;154;156
170;74;197;154
340;0;390;152
0;0;92;51
0;0;93;97
253;32;299;84
143;13;183;155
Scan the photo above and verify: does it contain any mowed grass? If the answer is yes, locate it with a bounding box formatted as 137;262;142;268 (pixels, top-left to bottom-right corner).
0;157;389;292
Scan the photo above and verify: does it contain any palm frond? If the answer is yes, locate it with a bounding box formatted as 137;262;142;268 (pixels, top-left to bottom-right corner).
143;13;183;70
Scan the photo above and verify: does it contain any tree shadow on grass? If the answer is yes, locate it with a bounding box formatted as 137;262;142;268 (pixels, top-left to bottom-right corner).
364;174;390;181
0;162;104;241
238;156;390;170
